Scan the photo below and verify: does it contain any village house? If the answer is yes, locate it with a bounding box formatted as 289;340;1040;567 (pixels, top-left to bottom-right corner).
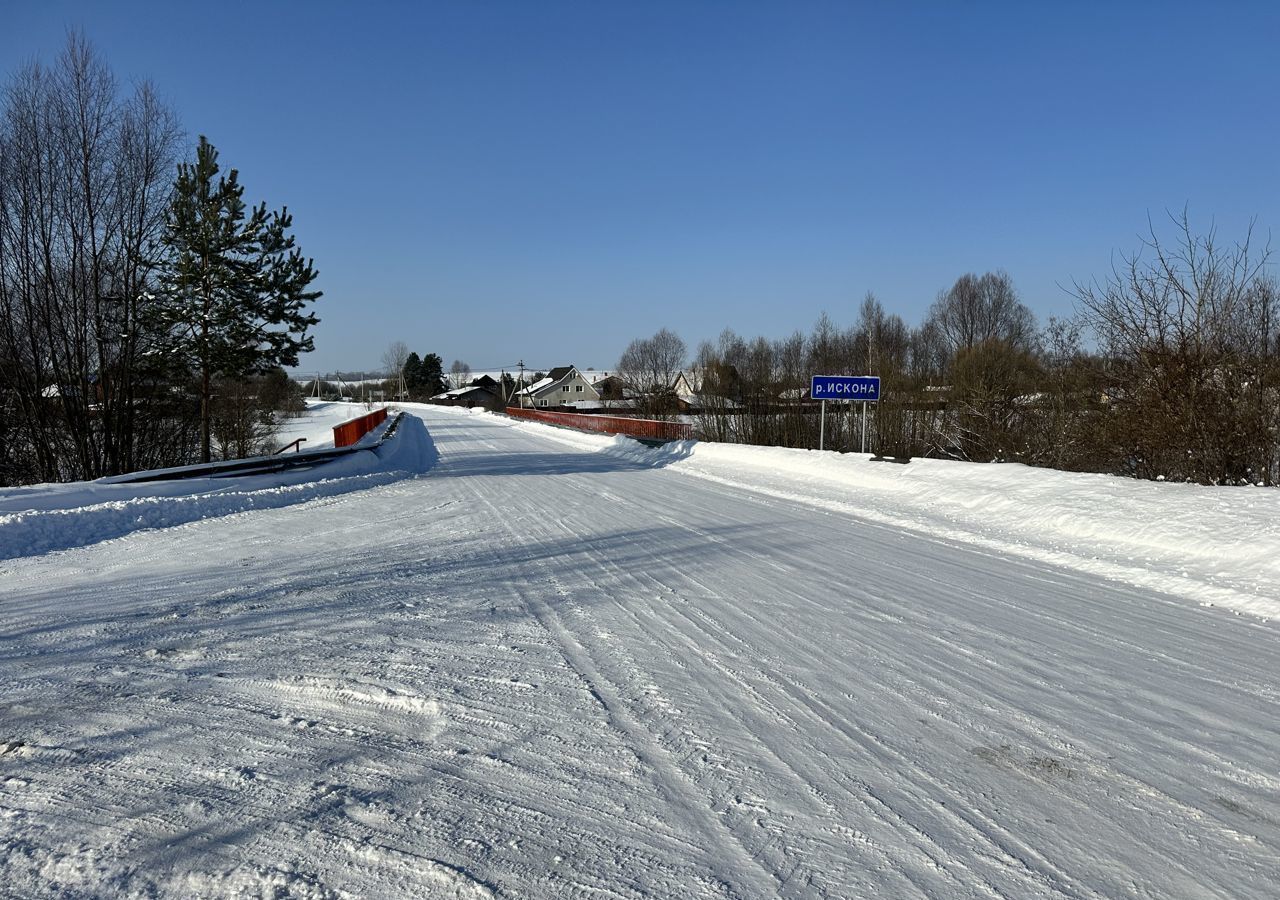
516;366;601;409
430;375;500;408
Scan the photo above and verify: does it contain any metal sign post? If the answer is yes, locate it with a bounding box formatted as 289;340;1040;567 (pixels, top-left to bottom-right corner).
810;375;881;453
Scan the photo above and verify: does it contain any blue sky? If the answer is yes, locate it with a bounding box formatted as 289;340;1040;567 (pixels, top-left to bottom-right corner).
4;1;1278;374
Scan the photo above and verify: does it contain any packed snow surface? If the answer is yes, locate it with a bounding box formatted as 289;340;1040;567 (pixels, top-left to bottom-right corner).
2;404;1278;898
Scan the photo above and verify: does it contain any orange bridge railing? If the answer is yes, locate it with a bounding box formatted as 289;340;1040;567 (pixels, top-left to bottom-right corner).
505;407;692;442
333;407;389;448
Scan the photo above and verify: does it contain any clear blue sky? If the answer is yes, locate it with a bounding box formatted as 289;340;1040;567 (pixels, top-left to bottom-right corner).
5;1;1278;374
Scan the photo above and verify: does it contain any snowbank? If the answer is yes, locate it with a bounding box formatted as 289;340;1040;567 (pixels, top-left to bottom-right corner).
0;411;435;561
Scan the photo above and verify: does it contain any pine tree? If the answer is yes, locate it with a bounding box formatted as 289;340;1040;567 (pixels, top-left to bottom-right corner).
401;351;446;399
152;136;321;462
420;353;446;396
403;353;425;398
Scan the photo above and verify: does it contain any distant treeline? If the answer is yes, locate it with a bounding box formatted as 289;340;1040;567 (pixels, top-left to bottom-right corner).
632;214;1279;486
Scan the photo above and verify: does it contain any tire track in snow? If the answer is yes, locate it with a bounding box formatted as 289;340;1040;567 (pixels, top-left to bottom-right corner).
441;427;1042;895
615;476;1274;898
568;484;1079;894
455;475;782;898
543;504;1043;899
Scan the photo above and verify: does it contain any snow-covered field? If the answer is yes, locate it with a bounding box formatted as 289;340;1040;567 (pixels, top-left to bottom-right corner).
274;401;370;450
2;404;1278;898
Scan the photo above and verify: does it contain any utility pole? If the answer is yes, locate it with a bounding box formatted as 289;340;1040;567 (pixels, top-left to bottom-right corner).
517;360;526;408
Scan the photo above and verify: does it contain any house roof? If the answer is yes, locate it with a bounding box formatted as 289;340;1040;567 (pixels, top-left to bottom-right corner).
518;376;555;397
566;398;635;411
518;365;585;398
431;384;497;401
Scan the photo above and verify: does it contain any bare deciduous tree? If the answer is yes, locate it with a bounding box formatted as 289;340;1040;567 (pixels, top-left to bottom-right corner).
1073;210;1278;483
927;271;1036;358
382;340;409;399
949;339;1043;461
617;327;686;417
0;33;184;484
449;359;471;389
852;293;909;376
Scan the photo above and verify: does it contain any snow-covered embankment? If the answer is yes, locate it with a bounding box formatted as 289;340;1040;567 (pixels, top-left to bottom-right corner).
0;409;436;561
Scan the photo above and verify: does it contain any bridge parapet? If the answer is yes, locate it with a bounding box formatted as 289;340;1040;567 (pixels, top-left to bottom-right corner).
505;407;691;442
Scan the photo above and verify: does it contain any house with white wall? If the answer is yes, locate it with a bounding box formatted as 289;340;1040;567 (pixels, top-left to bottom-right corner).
516;366;601;408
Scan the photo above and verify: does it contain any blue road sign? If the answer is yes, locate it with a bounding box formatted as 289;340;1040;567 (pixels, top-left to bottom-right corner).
810;375;880;401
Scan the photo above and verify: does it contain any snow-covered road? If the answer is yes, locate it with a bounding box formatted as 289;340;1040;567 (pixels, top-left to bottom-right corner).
3;406;1278;898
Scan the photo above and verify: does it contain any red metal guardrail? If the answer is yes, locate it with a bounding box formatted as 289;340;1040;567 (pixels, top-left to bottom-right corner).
333;407;389;448
505;407;692;442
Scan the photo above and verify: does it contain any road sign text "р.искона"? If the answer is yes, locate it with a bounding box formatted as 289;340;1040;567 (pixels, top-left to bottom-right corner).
810;375;880;401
